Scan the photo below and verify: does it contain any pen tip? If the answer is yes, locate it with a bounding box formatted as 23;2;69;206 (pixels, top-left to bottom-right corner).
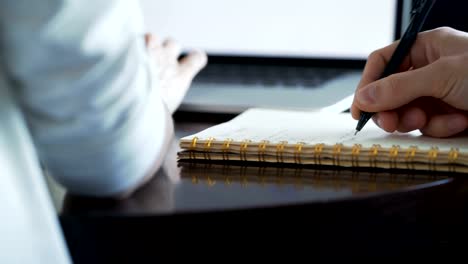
354;130;358;136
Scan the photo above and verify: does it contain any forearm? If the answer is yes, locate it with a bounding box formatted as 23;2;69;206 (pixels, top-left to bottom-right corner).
1;0;172;196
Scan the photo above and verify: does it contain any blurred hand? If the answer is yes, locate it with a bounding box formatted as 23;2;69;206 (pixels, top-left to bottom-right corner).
351;27;468;138
111;34;206;200
145;33;207;114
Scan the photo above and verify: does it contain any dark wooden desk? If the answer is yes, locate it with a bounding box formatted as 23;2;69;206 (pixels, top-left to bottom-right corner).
59;114;468;262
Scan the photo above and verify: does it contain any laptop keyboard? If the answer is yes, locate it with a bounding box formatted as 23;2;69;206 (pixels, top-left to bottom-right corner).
193;64;353;88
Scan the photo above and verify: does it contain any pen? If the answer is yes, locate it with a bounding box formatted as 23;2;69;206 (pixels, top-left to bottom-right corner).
355;0;436;135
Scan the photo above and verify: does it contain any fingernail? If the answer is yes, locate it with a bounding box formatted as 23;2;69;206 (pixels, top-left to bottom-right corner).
357;85;377;105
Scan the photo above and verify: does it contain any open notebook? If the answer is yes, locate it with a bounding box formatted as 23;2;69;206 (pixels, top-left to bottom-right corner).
178;108;468;173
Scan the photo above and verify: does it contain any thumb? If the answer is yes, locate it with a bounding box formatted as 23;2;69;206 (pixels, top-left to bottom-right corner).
354;56;467;113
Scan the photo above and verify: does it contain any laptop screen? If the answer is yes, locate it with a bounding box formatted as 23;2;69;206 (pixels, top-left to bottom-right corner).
140;0;399;60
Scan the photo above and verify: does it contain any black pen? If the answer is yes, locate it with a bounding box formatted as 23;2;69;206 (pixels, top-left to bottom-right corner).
355;0;436;135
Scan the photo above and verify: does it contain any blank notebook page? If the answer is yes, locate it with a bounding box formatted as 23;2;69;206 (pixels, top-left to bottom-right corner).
180;108;468;154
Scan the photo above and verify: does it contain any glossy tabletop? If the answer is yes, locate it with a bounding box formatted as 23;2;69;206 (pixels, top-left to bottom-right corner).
60;117;461;216
58;114;468;262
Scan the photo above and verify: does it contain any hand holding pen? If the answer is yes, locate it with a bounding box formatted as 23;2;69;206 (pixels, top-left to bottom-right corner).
351;0;468;138
353;0;436;134
351;25;468;138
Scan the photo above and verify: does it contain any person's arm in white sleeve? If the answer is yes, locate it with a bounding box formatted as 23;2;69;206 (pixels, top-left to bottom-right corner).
0;0;206;197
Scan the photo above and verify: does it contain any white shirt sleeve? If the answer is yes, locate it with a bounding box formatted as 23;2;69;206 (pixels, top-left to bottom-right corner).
0;73;72;264
1;0;173;196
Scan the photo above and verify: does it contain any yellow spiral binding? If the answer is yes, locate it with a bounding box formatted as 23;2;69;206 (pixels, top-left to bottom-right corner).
203;137;215;160
240;140;251;162
448;148;459;162
222;138;233;161
389;145;400;169
294;142;305;164
314;143;324;165
332;143;343;166
258;140;269;162
351;144;361;167
369;144;381;168
405;146;418;170
428;147;439;171
428;147;438;160
189;137;198;160
181;134;465;174
448;148;459;172
276;141;287;163
190;137;198;149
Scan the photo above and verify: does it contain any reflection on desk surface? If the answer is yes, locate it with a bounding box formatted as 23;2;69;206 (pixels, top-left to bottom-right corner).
175;161;451;210
181;161;448;194
62;159;452;216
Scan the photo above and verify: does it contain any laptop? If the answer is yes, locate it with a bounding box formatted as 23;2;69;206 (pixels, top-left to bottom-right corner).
140;0;410;114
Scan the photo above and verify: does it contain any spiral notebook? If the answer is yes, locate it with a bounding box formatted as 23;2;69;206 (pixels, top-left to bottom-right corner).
178;108;468;173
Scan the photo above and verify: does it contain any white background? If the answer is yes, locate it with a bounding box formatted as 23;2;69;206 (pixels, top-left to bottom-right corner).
139;0;396;59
